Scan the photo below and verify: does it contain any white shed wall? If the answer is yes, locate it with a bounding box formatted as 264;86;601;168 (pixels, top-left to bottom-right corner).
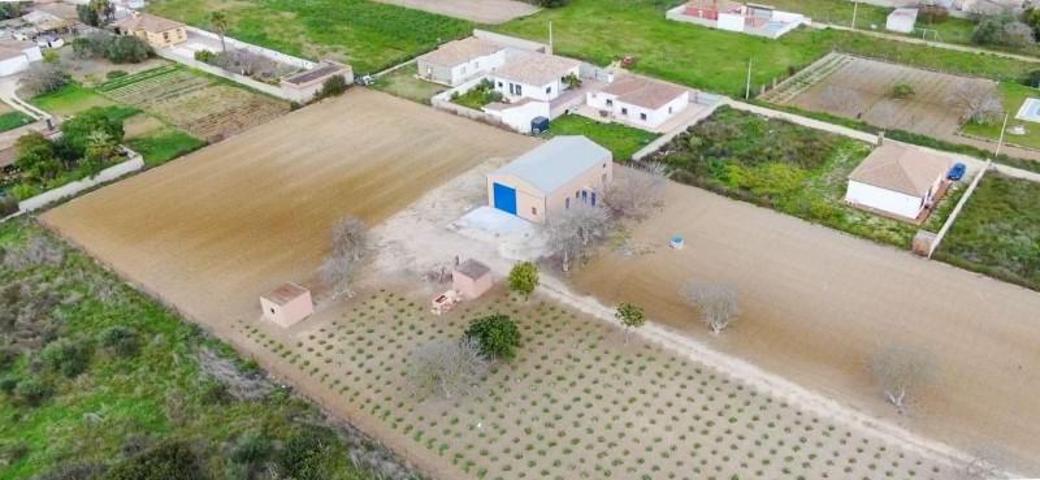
845;181;924;219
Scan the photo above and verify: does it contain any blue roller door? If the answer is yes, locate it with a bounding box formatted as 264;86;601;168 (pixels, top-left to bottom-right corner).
493;183;517;215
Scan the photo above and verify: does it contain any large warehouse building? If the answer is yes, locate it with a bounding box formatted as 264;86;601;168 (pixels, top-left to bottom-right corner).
486;136;612;224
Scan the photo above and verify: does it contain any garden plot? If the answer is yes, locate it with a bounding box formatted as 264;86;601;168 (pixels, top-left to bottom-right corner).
232;288;953;480
768;54;997;139
98;65;289;141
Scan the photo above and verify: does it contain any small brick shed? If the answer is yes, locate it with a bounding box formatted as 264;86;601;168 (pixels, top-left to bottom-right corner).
453;259;493;300
260;282;314;327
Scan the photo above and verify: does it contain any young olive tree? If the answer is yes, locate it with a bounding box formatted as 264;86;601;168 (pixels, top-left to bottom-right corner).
604;163;668;220
464;314;520;360
507;261;539;300
547;204;612;272
408;338;489;401
320;217;367;298
680;281;739;335
869;344;933;414
614;302;645;344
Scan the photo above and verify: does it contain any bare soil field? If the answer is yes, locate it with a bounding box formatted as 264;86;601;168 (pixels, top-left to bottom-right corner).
41;88;538;336
769;54;997;139
570;182;1040;474
371;0;538;24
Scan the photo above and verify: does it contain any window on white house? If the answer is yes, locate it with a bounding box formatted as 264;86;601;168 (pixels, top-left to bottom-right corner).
640;113;647;121
606;99;613;107
621;107;628;115
531;207;537;215
546;86;552;94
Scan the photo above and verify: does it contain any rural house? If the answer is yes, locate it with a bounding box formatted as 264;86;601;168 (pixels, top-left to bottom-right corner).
280;60;354;102
490;50;581;102
487;136;612;224
112;12;188;49
666;0;809;39
586;75;690;129
417;37;506;87
0;39;42;76
886;8;918;34
844;143;952;220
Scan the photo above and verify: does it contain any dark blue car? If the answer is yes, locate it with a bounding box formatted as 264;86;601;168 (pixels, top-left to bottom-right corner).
947;162;966;181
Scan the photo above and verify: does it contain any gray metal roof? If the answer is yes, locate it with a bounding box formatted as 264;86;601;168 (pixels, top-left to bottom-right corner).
492;136;611;194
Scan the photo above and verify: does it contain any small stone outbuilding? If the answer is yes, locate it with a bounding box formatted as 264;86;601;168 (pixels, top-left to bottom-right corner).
453;259;493;300
260;282;314;328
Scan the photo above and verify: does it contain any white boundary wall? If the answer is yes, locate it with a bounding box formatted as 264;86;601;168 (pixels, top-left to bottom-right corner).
473;29;548;53
154;49;298;101
17;152;144;213
185;26;316;70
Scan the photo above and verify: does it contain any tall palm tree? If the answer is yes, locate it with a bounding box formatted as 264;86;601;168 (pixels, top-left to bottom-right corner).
211;11;229;53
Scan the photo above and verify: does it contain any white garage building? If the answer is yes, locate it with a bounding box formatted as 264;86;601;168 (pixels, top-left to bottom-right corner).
0;40;43;77
845;143;951;220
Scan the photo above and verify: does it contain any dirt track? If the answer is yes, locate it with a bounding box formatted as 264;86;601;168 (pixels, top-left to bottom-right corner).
41;88;538;333
372;0;538;23
572;183;1040;473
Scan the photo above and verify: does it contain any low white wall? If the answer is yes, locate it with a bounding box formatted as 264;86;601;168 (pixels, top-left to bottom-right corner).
488;100;549;134
18;152;144;213
844;181;923;219
185;26;316;70
155;49;299;101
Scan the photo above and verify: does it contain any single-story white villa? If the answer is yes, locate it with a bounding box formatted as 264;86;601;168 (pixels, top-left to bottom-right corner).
666;0;810;39
416;37;506;87
0;39;42;77
490;50;581;103
487;136;612;224
886;8;918;34
845;143;951;220
586;75;690;130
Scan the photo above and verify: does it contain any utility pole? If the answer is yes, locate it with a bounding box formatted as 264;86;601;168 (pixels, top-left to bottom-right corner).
548;21;554;55
744;57;752;100
995;113;1010;159
851;1;859;29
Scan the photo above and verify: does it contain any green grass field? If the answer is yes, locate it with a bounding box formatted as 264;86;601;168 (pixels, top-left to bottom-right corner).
962;82;1040;149
936;174;1040;291
0;221;384;479
128;129;206;167
371;63;447;104
30;83;115;117
496;0;1035;97
544;114;659;160
649;107;951;247
0;111;33;133
148;0;471;73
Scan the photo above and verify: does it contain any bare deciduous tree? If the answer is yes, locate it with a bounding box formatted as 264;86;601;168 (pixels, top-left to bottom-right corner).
18;62;69;96
869;344;933;414
604;163;668;220
320;216;367;298
547;205;612;272
679;281;739;335
408;338;489;400
948;83;1004;125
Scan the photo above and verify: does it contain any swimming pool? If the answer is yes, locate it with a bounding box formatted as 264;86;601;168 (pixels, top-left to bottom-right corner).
1015;97;1040;123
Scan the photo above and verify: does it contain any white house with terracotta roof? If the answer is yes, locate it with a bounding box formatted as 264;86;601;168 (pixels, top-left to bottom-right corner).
490;50;581;103
112;12;187;49
417;37;507;87
844;143;952;220
0;40;42;77
586;75;690;129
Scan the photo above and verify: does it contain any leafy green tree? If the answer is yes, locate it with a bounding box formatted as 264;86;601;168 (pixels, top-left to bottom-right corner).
83;130;120;176
507;261;539;300
14;132;61;182
465;314;521;360
41;338;93;378
105;35;153;63
14;377;51;406
210;11;230;52
98;325;139;357
316;75;349;100
60;107;125;158
615;302;645;343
